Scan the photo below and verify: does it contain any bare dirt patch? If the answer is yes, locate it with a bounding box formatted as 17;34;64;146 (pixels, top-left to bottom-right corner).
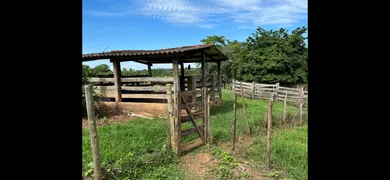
180;151;220;180
82;114;136;128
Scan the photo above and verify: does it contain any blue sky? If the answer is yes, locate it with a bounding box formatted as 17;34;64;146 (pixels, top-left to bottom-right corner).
82;0;307;70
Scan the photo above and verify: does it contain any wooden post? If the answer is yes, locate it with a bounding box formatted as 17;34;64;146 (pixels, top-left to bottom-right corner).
217;61;222;99
266;99;273;168
172;58;180;154
191;76;197;105
112;59;122;102
252;81;255;99
166;84;176;153
148;63;152;77
240;84;251;137
232;79;235;92
232;89;237;153
275;82;280;101
85;84;102;180
180;63;185;91
299;87;304;125
207;92;211;143
201;51;207;141
211;75;215;102
283;92;288;123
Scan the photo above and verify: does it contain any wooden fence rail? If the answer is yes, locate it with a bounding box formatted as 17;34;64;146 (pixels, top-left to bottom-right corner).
232;79;308;107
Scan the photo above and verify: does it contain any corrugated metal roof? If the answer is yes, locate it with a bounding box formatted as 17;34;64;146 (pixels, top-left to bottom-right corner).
82;44;228;62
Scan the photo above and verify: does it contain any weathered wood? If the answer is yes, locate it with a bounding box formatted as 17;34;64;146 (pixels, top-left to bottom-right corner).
112;60;122;102
148;63;152;77
90;77;174;83
121;86;167;91
191;76;197;103
201;52;207;144
180;63;185;91
181;125;204;137
85;85;103;180
266;100;273;168
181;95;205;142
181;112;204;123
210;75;215;102
180;138;204;152
166;84;176;153
251;81;255;99
217;61;222;99
232;89;237;153
283;92;288;123
299;87;304;125
180;101;203;109
179;90;202;96
207;93;211;143
122;94;167;99
122;77;174;83
172;58;180;153
240;85;251;137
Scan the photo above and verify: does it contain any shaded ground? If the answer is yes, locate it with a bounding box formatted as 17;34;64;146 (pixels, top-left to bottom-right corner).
81;110;155;129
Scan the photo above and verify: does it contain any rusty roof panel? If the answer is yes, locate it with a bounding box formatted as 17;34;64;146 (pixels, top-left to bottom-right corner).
82;44;227;62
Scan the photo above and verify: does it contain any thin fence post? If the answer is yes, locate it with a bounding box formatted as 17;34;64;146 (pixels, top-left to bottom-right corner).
232;79;235;91
85;84;103;180
299;86;304;125
283;92;288;124
252;81;255;99
207;92;211;143
232;89;237;153
275;82;280;101
266;99;273;169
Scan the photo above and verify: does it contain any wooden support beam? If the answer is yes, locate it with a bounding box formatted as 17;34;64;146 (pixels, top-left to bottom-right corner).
217;61;222;100
112;59;122;102
172;57;180;153
148;63;152;77
166;84;176;153
201;51;208;142
180;62;185;91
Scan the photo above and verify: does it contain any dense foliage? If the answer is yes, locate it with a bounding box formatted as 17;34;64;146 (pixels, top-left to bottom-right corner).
235;27;308;85
82;26;308;91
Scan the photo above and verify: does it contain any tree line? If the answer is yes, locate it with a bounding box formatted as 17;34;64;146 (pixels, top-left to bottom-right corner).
83;26;307;86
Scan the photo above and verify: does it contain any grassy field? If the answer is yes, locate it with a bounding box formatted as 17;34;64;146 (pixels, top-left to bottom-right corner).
82;90;308;179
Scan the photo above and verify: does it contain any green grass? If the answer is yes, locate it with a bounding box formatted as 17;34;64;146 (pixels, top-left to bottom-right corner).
210;90;307;143
82;118;183;179
82;89;307;179
248;126;308;180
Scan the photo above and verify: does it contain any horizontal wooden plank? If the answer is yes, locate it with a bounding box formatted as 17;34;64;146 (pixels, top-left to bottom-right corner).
181;112;204;123
90;77;174;83
279;87;298;90
94;86;116;90
90;78;114;83
94;89;168;99
181;101;203;109
180;138;204;152
237;82;253;86
255;84;276;87
121;77;174;82
122;94;167;99
121;85;167;92
255;88;275;91
181;125;203;137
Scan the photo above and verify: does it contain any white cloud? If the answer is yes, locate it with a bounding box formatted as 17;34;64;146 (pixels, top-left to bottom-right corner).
86;0;307;28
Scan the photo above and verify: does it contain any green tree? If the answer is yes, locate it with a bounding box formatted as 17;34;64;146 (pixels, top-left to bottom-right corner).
236;26;308;85
90;64;113;76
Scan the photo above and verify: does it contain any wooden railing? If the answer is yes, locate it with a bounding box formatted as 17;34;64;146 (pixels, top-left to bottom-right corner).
233;79;308;106
89;75;221;103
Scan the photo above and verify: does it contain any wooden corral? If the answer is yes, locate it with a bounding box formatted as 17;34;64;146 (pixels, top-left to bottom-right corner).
82;44;228;154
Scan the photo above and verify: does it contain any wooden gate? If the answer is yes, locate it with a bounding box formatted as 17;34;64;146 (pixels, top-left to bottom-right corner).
167;85;210;154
